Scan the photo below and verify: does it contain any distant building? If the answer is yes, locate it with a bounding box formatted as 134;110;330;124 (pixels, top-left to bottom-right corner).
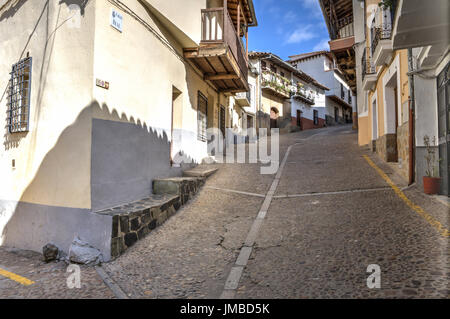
289;51;356;127
248;52;329;133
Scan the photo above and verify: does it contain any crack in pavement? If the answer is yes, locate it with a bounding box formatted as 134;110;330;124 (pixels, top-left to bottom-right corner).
273;187;393;198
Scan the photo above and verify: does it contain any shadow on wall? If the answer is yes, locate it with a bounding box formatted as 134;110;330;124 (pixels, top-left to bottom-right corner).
1;101;195;255
0;0;28;22
58;0;89;15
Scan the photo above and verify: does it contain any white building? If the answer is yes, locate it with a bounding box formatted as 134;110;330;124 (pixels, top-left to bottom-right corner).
289;51;356;126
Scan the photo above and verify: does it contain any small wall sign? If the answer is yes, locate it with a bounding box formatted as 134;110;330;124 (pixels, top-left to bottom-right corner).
96;78;109;90
110;8;123;32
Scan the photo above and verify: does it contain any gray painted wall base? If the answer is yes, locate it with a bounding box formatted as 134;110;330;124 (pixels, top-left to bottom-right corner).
0;200;112;260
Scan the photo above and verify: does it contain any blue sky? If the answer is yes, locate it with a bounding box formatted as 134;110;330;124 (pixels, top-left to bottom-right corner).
248;0;330;60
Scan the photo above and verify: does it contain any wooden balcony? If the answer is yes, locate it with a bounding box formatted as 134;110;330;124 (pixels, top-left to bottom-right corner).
329;16;355;52
184;7;249;93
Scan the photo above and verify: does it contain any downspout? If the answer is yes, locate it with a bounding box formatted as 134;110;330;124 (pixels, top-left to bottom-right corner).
407;48;416;185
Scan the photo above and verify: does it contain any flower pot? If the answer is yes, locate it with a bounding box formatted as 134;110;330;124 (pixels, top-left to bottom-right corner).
423;176;441;195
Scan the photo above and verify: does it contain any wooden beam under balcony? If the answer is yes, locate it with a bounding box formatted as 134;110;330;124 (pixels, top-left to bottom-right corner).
184;44;249;92
329;36;355;52
205;73;240;81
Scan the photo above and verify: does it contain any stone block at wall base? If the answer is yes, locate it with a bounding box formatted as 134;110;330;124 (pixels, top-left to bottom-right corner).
376;134;398;162
96;195;181;259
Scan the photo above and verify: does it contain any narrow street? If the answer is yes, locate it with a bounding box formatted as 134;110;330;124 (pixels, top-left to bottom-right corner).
2;0;449;307
0;125;448;299
101;125;448;299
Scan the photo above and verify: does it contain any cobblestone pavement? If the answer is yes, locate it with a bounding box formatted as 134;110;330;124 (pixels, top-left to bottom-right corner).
1;125;448;298
103;125;448;299
0;248;115;298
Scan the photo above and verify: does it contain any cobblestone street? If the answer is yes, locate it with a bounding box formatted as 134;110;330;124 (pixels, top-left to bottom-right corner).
0;125;448;299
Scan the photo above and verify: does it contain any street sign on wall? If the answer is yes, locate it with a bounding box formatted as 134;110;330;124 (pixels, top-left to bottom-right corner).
110;8;123;32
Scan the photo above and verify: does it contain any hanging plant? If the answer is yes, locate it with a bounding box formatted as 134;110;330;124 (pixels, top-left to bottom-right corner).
378;0;393;9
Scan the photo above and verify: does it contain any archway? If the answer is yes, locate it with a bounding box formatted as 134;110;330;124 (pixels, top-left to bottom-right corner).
270;107;279;129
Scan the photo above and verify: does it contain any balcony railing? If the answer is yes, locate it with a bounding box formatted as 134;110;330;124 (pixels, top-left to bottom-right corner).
362;48;376;79
293;83;315;104
331;16;354;40
261;70;291;98
201;8;248;81
235;90;251;103
370;1;397;55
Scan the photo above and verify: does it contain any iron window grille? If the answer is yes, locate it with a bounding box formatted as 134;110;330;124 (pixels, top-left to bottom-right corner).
7;57;32;133
197;91;208;142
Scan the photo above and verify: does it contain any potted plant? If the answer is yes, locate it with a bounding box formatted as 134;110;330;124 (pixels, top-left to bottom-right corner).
423;135;441;195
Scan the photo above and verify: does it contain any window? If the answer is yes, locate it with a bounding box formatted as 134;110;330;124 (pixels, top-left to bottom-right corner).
197;92;207;141
261;61;267;70
7;57;32;133
280;71;285;78
270;65;277;73
314;110;319;125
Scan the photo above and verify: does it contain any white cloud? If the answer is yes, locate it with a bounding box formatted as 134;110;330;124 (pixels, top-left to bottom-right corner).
285;25;317;44
313;39;330;51
299;0;323;18
284;10;297;23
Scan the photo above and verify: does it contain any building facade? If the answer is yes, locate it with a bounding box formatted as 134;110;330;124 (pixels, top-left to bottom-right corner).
390;0;449;195
0;0;257;259
248;52;329;134
289;51;356;126
351;0;412;181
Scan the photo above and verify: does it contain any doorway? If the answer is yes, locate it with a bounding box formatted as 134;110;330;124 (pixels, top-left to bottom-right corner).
171;86;182;166
296;110;302;130
270;107;279;129
372;99;378;142
385;73;399;162
219;105;226;138
437;63;449;195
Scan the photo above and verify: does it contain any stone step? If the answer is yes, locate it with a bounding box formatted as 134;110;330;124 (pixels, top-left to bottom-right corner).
183;166;218;178
95;194;181;259
152;177;205;205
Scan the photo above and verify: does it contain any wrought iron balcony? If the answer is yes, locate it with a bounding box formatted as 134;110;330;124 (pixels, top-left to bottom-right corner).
362;49;376;78
370;2;397;56
293;84;315;105
362;48;377;91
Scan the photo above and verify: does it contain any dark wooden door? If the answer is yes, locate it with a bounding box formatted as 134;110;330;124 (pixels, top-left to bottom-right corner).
219;106;226;137
297;110;302;130
437;63;449;195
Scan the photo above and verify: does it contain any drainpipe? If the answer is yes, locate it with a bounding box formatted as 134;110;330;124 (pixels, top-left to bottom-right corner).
407;48;416;185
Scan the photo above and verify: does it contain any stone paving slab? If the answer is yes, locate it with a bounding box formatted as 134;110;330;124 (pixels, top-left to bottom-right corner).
236;192;449;299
